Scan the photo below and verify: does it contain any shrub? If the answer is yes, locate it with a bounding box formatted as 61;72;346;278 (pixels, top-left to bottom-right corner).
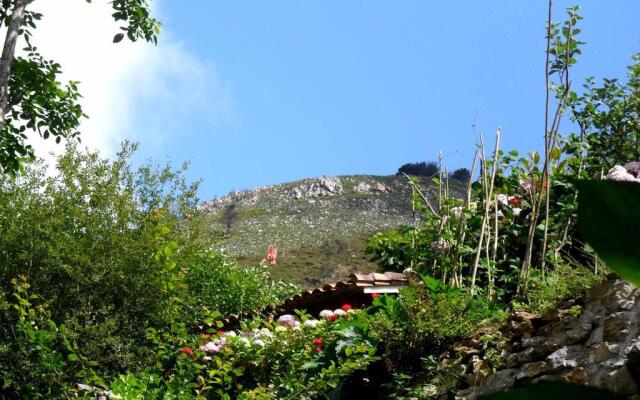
183;251;298;322
397;161;439;177
0;277;101;399
221;200;241;233
0;142;199;375
514;263;601;314
450;167;471;182
105;310;378;399
367;280;495;374
0;143;297;383
366;227;419;272
566;54;640;176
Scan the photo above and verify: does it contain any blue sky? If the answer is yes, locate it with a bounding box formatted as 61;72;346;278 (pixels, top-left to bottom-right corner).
34;1;640;200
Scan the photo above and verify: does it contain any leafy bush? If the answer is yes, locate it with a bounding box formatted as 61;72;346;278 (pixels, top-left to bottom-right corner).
366;227;419;271
105;309;378;399
0;277;101;399
0;143;297;385
515;263;600;314
368;279;495;374
397;161;439;177
567;54;640;176
184;251;298;322
450;167;471;182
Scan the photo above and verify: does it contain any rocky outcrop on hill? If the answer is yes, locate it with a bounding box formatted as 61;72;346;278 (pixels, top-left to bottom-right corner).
443;277;640;399
291;176;344;199
197;175;459;258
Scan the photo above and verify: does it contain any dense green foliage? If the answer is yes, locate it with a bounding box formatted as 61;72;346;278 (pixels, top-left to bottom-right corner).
450;168;471;182
0;277;100;398
368;279;496;374
0;144;297;394
397;161;439;177
567;55;640;176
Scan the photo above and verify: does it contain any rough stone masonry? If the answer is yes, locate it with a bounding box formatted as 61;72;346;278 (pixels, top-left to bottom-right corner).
446;277;640;399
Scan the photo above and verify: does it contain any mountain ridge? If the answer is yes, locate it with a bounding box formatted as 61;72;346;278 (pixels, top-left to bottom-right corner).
201;174;465;286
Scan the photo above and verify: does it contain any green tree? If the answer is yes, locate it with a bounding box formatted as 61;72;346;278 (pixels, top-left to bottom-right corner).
0;0;160;175
567;54;640;176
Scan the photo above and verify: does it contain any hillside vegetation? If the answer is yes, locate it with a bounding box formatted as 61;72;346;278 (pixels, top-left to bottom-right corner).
200;175;465;286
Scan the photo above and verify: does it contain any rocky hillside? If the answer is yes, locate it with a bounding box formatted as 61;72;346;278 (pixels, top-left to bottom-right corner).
200;175;464;287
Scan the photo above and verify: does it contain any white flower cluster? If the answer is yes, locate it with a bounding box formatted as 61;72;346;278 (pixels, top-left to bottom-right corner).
199;328;273;354
277;314;301;329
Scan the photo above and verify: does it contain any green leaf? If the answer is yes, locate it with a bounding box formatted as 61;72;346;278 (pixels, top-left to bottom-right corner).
301;361;320;370
577;180;640;286
113;33;125;43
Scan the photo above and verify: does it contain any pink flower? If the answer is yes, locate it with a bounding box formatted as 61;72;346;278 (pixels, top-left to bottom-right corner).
371;293;379;299
264;244;278;265
341;304;352;312
199;341;223;353
277;314;299;328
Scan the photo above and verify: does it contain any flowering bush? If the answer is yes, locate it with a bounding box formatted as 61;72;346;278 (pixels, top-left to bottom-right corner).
105;310;379;399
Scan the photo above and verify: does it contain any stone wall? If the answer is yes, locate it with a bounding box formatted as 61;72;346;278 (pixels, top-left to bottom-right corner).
444;277;640;399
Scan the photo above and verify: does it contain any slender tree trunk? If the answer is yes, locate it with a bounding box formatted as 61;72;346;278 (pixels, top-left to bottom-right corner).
411;185;417;269
0;0;29;134
450;150;478;287
519;0;553;295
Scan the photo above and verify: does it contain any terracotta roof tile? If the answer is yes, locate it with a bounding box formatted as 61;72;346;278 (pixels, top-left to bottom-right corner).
350;273;375;283
212;271;410;329
371;272;392;285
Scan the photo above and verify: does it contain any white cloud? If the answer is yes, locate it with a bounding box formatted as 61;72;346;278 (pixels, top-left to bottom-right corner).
24;0;234;161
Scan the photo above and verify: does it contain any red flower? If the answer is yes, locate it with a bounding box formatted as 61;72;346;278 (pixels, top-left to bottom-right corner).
180;347;194;356
508;197;522;207
315;346;322;353
341;304;352;312
371;293;379;299
217;330;225;336
327;314;337;322
314;338;324;346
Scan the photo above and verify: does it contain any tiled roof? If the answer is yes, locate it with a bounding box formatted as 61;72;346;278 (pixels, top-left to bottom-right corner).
215;271;409;328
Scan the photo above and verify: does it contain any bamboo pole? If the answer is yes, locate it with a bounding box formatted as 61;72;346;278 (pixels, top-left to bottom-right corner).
470;128;501;296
